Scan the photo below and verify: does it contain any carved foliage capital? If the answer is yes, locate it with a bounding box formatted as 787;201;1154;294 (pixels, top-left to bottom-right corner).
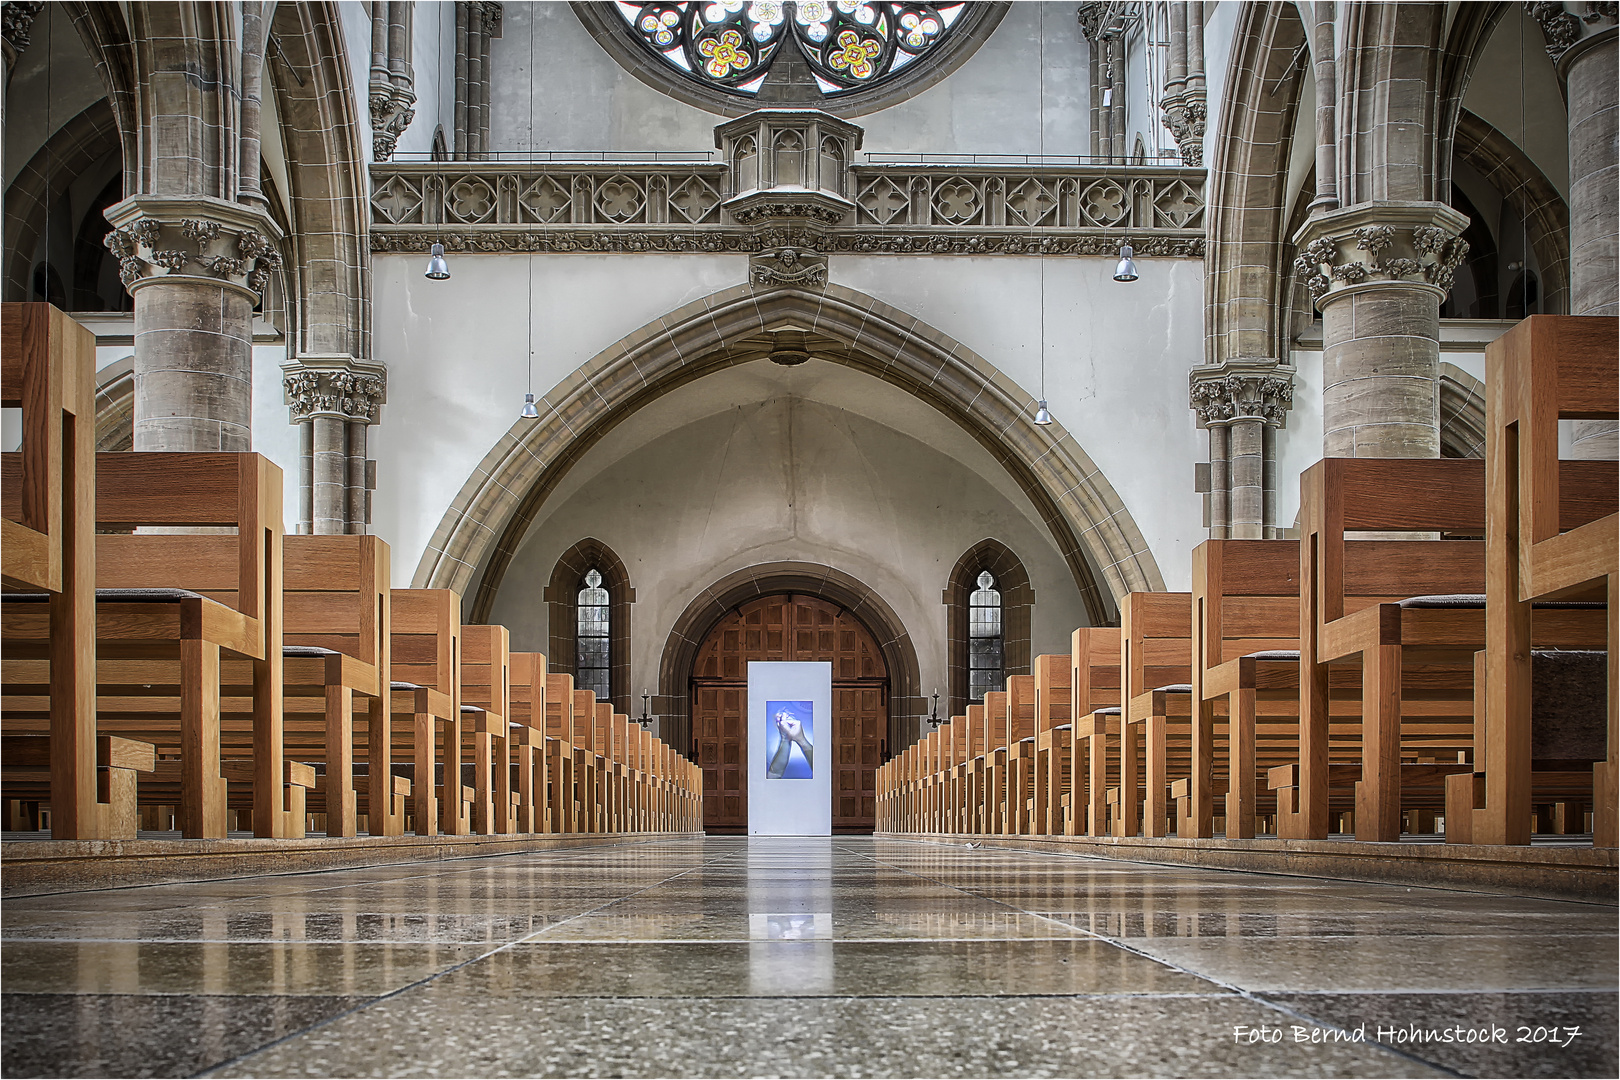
102;206;282;296
1190;372;1294;426
1292;204;1470;306
1527;2;1617;64
284;364;387;423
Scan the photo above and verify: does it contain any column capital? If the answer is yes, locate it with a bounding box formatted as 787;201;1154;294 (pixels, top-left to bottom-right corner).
103;195;284;300
1292;201;1470;310
1189;364;1296;428
282;356;388;424
2;1;44;68
1526;2;1617;74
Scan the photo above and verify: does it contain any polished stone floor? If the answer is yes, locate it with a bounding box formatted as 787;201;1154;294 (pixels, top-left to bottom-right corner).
1;837;1615;1078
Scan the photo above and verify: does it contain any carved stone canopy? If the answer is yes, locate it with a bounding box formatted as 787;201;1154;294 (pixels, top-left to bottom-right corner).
1291;201;1471;309
715;108;863;203
103;195;284;300
282;356;388;424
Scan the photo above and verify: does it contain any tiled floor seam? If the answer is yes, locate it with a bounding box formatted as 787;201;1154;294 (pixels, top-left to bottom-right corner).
192;844;741;1079
845;841;1473;1079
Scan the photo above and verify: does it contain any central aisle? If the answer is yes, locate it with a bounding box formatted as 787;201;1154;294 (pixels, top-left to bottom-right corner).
2;838;1615;1078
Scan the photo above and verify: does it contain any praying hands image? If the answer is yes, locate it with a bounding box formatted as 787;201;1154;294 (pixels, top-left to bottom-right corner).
766;711;814;779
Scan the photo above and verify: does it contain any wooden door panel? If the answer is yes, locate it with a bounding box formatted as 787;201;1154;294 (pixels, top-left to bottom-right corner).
693;594;888;833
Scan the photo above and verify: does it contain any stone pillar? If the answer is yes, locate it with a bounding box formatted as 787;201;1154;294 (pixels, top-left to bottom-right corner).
1531;5;1618;456
1180;1;1206;165
1108;33;1126;163
346;420;369;533
311;415;347;534
1207;423;1230;538
454;2;468;158
1293;202;1470;458
1309;1;1338;212
103;197;283;452
283;361;386;535
1229;419;1265;537
1190;371;1295;538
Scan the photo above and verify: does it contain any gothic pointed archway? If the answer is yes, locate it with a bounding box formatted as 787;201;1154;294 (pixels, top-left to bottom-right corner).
415;281;1166;627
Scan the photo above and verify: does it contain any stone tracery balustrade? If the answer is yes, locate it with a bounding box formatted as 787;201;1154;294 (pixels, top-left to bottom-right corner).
368;162;1207;257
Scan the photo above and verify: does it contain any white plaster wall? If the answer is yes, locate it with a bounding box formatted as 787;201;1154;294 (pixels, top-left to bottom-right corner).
487;2;1099;157
2;5;105;189
831;254;1208;589
365;249;1206;596
487;360;1090;711
368;252;750;583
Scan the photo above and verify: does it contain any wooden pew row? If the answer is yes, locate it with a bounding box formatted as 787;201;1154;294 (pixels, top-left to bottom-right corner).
2;303;150;839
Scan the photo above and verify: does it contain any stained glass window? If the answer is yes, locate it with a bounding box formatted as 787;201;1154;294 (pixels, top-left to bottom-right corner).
577;568;611;703
968;569;1002;703
615;1;970;97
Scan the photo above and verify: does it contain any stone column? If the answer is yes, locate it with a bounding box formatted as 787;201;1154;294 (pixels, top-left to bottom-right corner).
346;420;369;533
1207;422;1230;537
103;197;283;452
1293;203;1469;458
465;7;484;159
1108;33;1126;163
454;2;468;158
1531;4;1618;456
1180;1;1206;165
1309;1;1338;212
283;361;386;535
1190;371;1295;538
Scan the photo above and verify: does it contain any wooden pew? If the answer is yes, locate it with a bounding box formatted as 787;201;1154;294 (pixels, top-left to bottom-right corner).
544;673;581;832
281;535;395;837
461;625;511;835
1;303;149;839
6;454;297;838
1030;654;1071;835
508;651;548;832
1059;627;1121;837
1002;675;1038;834
389;589;467;835
1290;457;1604;841
1190;541;1302;839
1119;592;1192;837
1468;314;1618;846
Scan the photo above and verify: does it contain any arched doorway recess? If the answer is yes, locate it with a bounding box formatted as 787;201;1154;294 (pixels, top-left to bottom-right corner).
691;594;888;835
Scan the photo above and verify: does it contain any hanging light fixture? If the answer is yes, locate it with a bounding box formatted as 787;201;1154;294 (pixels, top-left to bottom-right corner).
1032;6;1054;429
426;9;452;280
1113;242;1139;282
518;10;540;418
425;242;450;280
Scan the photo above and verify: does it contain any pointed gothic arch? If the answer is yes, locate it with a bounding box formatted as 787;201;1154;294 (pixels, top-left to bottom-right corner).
413;281;1166;628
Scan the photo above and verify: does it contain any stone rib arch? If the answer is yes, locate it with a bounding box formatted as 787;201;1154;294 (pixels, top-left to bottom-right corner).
268;2;372;363
413;281;1163;627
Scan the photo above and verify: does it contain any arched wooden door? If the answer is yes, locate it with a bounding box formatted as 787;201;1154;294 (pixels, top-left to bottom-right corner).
691;594;888;834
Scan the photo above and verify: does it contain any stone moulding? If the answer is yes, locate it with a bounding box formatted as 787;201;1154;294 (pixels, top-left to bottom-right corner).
369;162;1208;257
370;227;1203;258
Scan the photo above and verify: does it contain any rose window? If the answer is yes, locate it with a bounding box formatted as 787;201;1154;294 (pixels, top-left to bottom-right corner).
615;1;971;96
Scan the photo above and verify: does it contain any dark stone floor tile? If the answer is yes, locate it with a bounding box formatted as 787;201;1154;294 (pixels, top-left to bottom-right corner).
1;993;367;1079
1266;990;1620;1079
